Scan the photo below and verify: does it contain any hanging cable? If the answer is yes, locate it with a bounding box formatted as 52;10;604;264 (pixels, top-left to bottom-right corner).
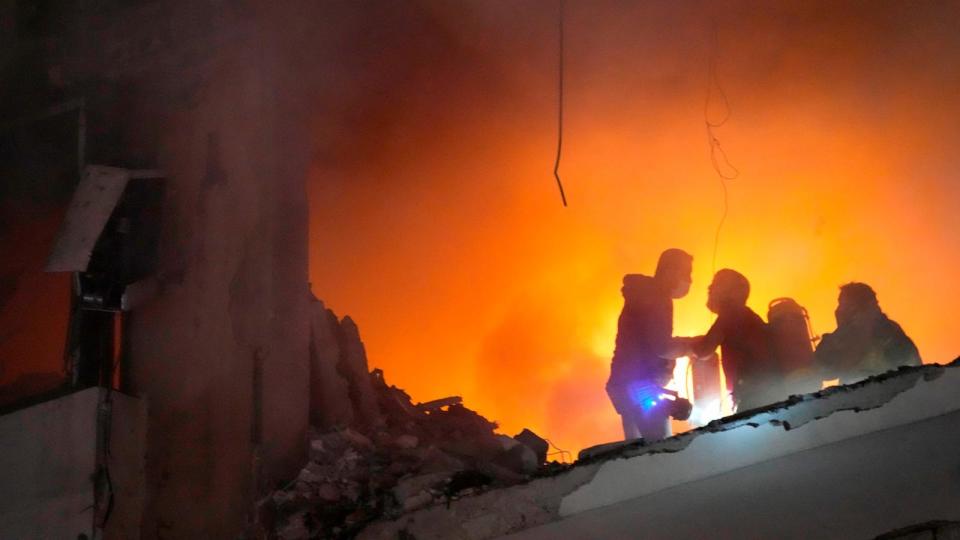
553;0;568;207
704;25;739;273
710;169;729;275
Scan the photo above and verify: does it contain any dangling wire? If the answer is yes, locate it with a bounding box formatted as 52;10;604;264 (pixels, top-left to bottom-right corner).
704;25;739;273
710;168;729;276
553;0;568;207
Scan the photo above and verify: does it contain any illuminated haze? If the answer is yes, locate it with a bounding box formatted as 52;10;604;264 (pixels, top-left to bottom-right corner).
308;0;960;453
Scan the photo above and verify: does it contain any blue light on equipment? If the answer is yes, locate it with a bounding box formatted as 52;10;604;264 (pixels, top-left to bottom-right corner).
628;382;664;412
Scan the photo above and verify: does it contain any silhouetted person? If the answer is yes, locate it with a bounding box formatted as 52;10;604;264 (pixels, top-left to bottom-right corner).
691;269;775;412
607;248;695;441
815;282;921;384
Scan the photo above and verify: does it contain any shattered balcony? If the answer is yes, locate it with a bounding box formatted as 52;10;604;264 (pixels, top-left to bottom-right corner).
275;358;960;539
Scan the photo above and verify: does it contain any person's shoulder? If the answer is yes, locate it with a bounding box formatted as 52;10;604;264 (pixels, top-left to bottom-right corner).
875;314;909;337
745;306;765;323
621;274;659;302
726;305;764;326
622;274;654;292
713;307;749;332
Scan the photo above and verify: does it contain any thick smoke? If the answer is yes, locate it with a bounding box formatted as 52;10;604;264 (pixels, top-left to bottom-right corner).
307;0;960;452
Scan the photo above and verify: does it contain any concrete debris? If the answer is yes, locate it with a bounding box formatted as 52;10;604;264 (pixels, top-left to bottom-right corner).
492;435;539;475
263;364;562;539
393;472;449;503
400;490;434;512
393;434;418;449
417;396;463;411
514;428;549;465
358;361;960;540
417;445;466;473
276;511;311;540
316;483;342;503
358;466;598;540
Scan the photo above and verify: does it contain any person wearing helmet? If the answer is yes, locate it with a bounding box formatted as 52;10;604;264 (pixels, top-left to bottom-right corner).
607;248;697;441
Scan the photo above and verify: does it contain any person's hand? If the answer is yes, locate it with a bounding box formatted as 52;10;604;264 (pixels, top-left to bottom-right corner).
695;351;717;363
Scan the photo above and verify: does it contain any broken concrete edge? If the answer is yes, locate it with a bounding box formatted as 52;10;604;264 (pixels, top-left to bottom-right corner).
874;520;960;539
337;314;384;428
308;296;355;429
268;296;564;538
559;360;960;518
417;396;463;411
578;360;957;464
356;464;603;540
356;359;960;539
262;399;558;538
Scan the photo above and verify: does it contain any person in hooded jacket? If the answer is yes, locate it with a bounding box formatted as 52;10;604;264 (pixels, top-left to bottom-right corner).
607;248;696;441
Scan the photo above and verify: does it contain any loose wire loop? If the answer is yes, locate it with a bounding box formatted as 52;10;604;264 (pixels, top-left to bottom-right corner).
705;26;739;273
545;437;572;463
553;0;568;207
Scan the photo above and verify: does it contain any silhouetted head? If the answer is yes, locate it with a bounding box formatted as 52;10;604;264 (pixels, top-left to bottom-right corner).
707;268;750;314
654;248;693;299
836;282;881;326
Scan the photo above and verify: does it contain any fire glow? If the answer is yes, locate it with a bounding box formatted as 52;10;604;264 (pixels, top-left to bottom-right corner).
665;356;735;432
308;2;960;455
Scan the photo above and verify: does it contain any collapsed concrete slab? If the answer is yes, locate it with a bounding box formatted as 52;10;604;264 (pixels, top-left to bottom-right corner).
358;359;960;539
264;363;554;538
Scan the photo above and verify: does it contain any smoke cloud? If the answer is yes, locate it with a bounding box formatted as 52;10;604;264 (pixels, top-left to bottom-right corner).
308;0;960;452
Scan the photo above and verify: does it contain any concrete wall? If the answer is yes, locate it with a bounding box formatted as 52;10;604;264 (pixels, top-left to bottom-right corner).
0;1;355;536
0;387;145;540
107;14;306;540
118;35;309;540
41;3;313;537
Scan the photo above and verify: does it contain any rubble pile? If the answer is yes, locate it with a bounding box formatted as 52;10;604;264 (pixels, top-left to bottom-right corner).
259;298;563;539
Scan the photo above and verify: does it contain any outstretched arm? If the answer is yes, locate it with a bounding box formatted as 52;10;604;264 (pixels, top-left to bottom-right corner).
690;319;724;360
642;299;693;359
659;336;697;359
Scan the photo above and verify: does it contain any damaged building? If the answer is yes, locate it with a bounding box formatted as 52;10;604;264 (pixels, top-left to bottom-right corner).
2;1;960;539
0;3;558;537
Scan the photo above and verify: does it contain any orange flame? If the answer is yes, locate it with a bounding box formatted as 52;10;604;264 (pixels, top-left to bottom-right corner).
308;2;960;454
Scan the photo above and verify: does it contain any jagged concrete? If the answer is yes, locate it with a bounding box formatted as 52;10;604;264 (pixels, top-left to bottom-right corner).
357;465;601;540
358;360;960;539
337;316;384;429
308;296;353;429
578;363;946;464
